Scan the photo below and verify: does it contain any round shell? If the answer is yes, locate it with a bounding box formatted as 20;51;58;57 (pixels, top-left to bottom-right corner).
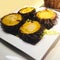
1;13;23;35
18;20;44;45
18;7;36;20
35;9;57;29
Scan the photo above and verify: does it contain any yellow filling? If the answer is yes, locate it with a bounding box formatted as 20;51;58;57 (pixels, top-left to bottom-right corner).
19;7;34;14
20;21;41;34
2;13;22;26
36;9;56;20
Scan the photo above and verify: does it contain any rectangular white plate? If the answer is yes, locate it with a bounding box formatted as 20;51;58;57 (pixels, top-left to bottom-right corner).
0;7;60;60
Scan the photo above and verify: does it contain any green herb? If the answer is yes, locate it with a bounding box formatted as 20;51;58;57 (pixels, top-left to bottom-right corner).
43;29;59;35
26;19;30;22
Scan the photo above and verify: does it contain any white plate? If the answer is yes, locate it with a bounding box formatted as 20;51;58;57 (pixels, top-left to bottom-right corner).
0;7;60;60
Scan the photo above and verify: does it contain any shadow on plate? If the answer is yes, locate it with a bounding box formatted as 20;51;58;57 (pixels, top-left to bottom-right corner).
0;38;35;60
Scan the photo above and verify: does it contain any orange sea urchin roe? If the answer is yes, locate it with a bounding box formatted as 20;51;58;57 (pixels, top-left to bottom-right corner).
19;7;35;14
36;9;56;20
20;21;41;34
2;13;22;26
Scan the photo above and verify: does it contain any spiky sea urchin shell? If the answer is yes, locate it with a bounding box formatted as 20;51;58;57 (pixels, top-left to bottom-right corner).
18;7;36;20
18;20;44;45
1;13;23;35
35;9;57;29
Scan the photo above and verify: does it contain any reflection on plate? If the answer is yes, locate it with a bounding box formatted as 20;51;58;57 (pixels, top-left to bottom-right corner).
0;7;60;60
